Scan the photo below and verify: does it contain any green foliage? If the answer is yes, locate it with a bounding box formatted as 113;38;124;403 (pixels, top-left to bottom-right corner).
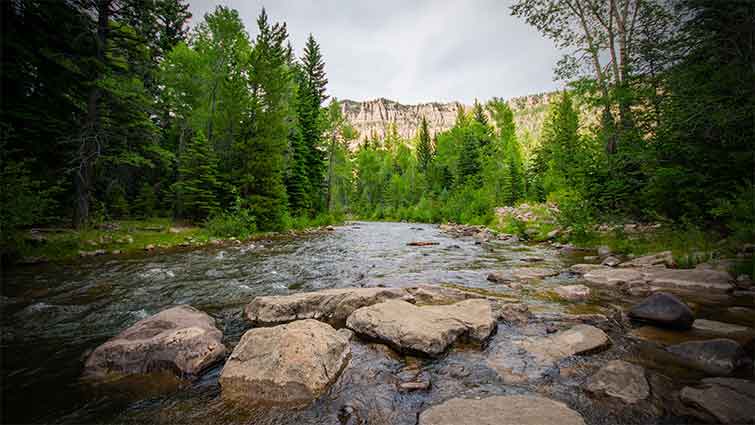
416;116;434;173
205;209;257;239
472;99;488;127
172;131;220;221
711;184;755;245
549;189;594;243
106;185;130;219
134;183;157;218
298;34;329;212
0;155;56;248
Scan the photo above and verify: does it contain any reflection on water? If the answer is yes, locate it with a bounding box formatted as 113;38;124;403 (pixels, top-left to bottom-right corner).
1;221;751;424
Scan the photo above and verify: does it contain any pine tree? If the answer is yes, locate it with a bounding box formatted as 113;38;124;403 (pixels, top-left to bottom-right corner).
298;34;328;213
172;131;220;220
540;91;581;189
454;103;468;127
458;130;481;184
472;99;488;126
286;76;311;216
238;9;291;230
416;116;434;173
155;0;191;59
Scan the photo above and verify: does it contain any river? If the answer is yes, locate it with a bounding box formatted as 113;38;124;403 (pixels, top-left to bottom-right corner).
1;221;751;424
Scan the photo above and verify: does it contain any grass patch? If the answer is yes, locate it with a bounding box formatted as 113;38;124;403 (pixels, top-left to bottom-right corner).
17;217;208;262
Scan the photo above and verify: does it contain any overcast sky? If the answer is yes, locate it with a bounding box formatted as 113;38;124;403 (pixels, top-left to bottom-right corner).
188;0;565;104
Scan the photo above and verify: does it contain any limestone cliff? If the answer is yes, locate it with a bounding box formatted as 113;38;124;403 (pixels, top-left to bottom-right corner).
340;93;557;146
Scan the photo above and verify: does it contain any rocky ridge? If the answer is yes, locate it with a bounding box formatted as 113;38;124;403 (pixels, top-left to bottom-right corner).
340;93;557;147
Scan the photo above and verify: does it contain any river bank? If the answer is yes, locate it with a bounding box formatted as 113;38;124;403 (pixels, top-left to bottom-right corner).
9;216;342;265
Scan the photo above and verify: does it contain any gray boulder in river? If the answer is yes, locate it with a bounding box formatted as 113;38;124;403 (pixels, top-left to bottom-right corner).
245;287;412;326
666;338;751;376
679;378;755;423
419;395;586;425
346;299;495;356
585;360;649;404
82;305;226;382
219;319;350;405
628;292;695;329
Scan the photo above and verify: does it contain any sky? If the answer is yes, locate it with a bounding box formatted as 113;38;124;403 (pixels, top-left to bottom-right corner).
187;0;566;104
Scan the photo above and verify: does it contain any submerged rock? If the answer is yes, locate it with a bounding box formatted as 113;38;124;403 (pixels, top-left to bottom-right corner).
554;284;591;301
692;319;753;336
666;338;750;376
489;267;560;282
582;267;646;287
679;378;755;424
82;305;226;382
346;299;495;356
517;324;610;362
244;287;411;326
628;292;695;329
513;267;560;280
570;264;609;274
585;360;649;404
219;319;350;405
419;395;586;425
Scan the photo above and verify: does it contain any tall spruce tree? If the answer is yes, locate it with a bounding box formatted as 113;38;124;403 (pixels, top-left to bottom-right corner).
171;131;219;220
286;76;311;215
472;99;488;126
298;34;328;213
458;130;481;184
155;0;191;59
238;9;291;230
416;116;434;173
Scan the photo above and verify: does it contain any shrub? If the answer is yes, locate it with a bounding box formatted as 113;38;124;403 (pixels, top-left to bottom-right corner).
205;209;256;239
550;189;594;242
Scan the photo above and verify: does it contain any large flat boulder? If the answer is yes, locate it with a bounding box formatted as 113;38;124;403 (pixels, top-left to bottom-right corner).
628;292;695;330
219;319;350;405
643;268;733;292
419;395;586;425
82;305;226;382
582;267;646;287
666;338;750;376
585;360;649;404
680;378;755;423
244;287;412;326
517;324;610;362
346;299;495;356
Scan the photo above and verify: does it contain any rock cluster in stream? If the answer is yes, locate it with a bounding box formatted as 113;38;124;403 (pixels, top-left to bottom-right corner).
78;225;755;424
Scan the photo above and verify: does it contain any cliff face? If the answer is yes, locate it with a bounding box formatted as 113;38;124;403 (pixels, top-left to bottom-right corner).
340;93;557;145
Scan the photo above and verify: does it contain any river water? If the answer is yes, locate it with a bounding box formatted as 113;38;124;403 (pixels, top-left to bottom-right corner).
1;221;751;424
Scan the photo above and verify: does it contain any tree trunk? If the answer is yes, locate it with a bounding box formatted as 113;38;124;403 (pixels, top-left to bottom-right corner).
75;0;110;229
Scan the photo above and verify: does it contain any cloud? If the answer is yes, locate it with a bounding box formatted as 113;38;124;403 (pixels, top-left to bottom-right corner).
188;0;565;104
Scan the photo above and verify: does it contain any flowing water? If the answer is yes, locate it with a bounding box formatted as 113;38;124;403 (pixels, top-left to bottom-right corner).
1;221;752;424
